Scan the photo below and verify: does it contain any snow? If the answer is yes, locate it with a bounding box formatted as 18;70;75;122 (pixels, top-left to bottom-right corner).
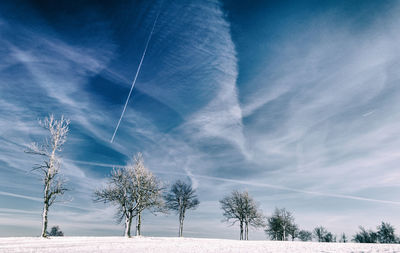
1;236;400;253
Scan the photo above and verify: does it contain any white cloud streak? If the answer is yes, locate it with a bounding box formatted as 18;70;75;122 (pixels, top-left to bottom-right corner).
0;191;42;202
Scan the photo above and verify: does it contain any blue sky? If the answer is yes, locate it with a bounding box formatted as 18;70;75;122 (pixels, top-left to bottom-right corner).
1;0;400;239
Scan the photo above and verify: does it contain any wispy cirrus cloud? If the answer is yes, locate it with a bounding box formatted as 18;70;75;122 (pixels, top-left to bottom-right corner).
2;0;400;239
237;4;400;197
0;0;250;237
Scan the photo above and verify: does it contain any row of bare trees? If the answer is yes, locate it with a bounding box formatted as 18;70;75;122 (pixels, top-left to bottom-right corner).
220;190;399;244
94;153;200;237
220;190;302;241
26;115;200;238
26;115;400;242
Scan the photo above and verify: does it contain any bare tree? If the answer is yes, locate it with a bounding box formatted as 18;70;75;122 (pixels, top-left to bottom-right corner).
288;223;299;241
279;208;294;241
339;233;347;243
313;226;328;242
220;190;264;240
94;167;135;237
265;208;296;241
299;230;312;241
26;115;70;238
165;180;200;237
94;153;163;237
265;210;282;240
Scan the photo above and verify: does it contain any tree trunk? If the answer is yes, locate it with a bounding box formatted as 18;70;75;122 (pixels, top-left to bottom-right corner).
124;211;133;237
244;222;246;240
41;201;49;237
245;222;249;240
283;225;286;241
41;181;50;238
240;221;243;240
136;212;142;236
179;218;183;237
179;212;184;237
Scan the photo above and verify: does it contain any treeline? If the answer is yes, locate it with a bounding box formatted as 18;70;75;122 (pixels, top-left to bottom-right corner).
219;189;399;243
26;115;399;243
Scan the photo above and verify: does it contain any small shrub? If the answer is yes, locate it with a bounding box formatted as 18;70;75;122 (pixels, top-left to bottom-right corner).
48;226;64;236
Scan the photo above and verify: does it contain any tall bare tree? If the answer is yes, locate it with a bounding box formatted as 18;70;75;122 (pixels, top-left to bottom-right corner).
26;115;70;238
94;153;163;237
220;190;264;240
164;180;200;237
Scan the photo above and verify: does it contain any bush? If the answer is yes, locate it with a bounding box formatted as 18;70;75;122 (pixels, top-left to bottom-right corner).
48;226;64;236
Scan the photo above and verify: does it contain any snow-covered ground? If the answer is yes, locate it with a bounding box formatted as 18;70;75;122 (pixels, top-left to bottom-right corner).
1;236;400;253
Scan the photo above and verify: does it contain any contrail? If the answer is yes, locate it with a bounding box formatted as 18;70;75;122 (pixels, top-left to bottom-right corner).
110;8;162;143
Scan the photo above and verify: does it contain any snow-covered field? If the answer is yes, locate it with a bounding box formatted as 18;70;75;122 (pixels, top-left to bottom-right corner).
1;236;400;253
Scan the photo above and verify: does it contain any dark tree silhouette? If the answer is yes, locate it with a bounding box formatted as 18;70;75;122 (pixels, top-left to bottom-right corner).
265;208;296;241
288;223;299;241
377;222;396;244
298;230;312;241
323;232;335;242
48;225;64;236
339;233;348;243
353;226;378;243
313;226;328;242
164;180;199;237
